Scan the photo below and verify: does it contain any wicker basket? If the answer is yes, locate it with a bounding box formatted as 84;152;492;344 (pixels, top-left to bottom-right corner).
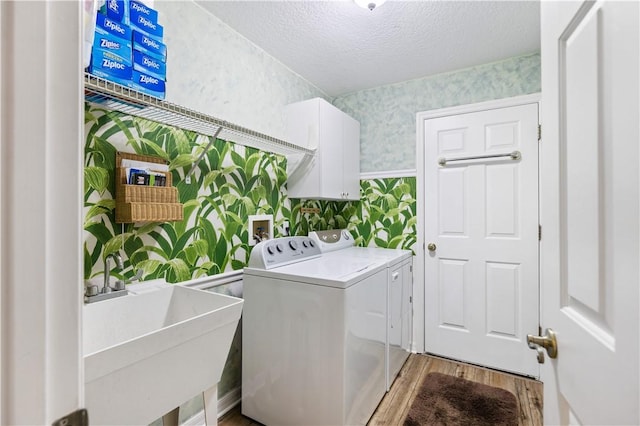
114;151;184;223
115;202;184;223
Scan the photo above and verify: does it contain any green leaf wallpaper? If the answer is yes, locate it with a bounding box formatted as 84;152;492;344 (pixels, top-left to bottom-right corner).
84;103;290;284
291;177;416;253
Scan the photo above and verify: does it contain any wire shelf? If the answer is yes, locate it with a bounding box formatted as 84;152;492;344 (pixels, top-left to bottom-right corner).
84;72;315;157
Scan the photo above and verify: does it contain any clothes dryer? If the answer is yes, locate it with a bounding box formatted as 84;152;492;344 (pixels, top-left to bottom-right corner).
309;230;413;390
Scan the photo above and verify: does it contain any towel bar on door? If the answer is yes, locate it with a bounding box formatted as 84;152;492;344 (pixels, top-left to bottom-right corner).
438;150;521;167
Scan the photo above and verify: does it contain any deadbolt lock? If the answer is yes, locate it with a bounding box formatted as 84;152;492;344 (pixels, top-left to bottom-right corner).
427;243;436;252
527;328;558;363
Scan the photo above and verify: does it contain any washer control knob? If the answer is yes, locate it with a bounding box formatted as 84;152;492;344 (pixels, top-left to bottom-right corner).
289;240;298;250
266;245;275;255
276;244;284;253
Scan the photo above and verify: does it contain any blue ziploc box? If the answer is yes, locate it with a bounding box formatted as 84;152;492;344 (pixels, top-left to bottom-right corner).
129;0;158;24
106;0;129;24
130;2;163;40
130;14;163;41
93;32;132;64
95;12;132;42
133;50;166;81
132;30;167;62
89;49;133;86
131;70;165;99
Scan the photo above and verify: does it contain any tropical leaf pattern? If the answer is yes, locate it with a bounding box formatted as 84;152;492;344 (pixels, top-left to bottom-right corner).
84;103;289;283
291;177;416;253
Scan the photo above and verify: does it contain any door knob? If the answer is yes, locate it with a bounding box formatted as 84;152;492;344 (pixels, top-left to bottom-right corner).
527;328;558;363
427;243;436;252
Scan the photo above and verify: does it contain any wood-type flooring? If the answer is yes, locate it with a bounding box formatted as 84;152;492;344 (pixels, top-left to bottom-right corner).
219;353;543;426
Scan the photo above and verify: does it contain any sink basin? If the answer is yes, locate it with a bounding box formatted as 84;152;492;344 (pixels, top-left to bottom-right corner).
83;284;243;425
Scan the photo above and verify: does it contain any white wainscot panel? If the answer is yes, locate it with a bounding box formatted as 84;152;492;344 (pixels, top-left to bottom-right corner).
486;164;519;238
438;168;467;236
438;259;467;330
485;121;520;150
486;262;520;339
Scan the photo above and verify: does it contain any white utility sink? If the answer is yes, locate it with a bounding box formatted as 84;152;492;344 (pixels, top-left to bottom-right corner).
83;284;243;425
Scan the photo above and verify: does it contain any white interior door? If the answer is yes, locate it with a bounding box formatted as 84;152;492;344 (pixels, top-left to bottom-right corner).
540;1;639;424
424;102;539;377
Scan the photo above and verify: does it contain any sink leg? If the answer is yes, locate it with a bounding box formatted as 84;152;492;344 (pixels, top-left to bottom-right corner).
203;384;218;426
162;407;179;426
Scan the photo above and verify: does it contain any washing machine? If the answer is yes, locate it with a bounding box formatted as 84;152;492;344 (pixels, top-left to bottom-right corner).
309;229;413;390
242;236;388;426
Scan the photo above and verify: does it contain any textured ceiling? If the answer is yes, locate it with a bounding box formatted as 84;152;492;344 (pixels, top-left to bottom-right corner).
196;0;540;97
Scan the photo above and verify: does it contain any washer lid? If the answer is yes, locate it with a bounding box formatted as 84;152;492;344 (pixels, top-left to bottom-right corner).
244;255;386;289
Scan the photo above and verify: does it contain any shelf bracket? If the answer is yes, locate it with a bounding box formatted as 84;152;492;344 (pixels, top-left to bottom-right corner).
184;126;223;184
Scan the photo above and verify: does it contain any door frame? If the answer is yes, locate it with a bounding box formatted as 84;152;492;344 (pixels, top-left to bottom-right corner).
0;1;83;423
414;93;541;354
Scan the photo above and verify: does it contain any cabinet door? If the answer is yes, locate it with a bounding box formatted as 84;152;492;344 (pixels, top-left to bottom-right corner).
319;101;345;199
285;100;322;199
342;114;361;200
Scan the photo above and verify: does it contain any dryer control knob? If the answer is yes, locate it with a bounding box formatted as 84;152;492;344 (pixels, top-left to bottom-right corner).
302;240;308;248
266;246;275;255
276;244;284;253
308;240;315;247
289;240;298;250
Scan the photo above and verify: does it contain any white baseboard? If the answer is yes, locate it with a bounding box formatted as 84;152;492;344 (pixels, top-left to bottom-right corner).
217;387;242;418
182;387;242;426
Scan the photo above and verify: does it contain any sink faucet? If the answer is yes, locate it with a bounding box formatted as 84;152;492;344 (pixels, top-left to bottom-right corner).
103;252;124;294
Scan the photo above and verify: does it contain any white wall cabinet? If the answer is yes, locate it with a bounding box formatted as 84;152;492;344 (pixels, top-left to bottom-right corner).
285;98;360;201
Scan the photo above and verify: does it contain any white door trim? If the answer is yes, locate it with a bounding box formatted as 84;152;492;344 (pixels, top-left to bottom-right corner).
0;1;4;422
414;93;541;353
1;2;83;423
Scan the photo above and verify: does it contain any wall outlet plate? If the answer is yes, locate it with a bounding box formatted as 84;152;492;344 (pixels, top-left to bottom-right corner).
248;214;274;246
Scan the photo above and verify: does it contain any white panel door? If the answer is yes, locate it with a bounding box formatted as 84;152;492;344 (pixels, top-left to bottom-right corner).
424;103;539;377
540;1;639;424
